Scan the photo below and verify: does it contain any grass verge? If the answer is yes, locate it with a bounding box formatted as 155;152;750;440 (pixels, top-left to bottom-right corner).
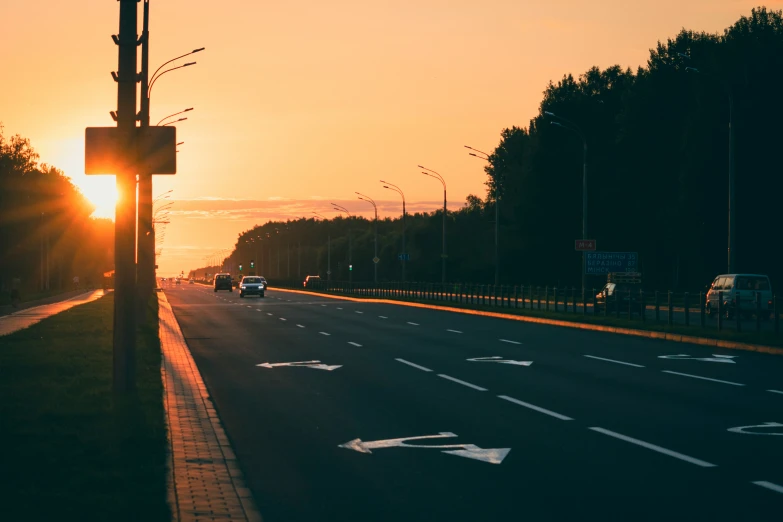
0;293;169;521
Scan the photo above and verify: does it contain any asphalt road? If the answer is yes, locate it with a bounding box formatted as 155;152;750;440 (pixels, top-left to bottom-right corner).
165;284;783;522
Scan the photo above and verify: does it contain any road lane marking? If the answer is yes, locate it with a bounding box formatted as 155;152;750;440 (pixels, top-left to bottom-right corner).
296;324;305;328
437;374;487;391
497;395;573;421
407;322;420;326
246;305;252;308
319;332;331;336
379;316;388;319
355;311;363;314
267;313;273;316
499;339;521;345
256;309;262;311
446;329;463;334
279;318;287;321
752;481;783;494
338;433;510;464
337;307;343;310
321;304;327;307
662;370;745;387
395;359;433;372
768;389;783;395
584;355;645;368
348;342;362;347
589;427;716;467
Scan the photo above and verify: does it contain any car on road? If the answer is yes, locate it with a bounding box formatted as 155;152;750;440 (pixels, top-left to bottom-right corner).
706;273;773;319
595;273;642;315
188;279;195;284
303;275;321;288
239;276;266;298
213;273;233;292
175;278;181;285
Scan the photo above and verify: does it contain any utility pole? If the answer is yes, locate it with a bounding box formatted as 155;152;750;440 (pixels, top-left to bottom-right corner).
137;0;153;324
114;0;139;392
728;93;735;273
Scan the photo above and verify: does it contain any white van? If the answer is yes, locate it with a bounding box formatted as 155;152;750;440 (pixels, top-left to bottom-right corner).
705;274;773;319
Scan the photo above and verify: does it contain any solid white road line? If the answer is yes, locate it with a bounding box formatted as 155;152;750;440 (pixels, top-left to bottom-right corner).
767;389;783;395
395;358;433;372
379;316;388;319
499;339;521;345
584;355;645;368
662;370;745;387
589;427;717;468
296;324;305;328
407;322;420;326
348;342;362;347
319;332;331;336
497;395;573;421
437;374;488;391
752;481;783;495
446;329;463;334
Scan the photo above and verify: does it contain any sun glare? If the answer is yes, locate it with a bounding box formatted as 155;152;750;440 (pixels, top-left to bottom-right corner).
71;175;119;219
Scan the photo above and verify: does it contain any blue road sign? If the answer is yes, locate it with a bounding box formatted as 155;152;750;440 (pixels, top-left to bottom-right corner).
584;252;638;275
398;253;410;261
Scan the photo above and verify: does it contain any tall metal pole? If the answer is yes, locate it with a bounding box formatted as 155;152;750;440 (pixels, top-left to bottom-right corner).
494;196;499;285
402;200;406;283
114;0;138;392
728;93;735;273
137;0;153;323
328;234;331;281
442;187;446;283
582;139;588;298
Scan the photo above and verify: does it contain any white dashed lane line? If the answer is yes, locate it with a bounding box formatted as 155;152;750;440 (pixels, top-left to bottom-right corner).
355;311;363;314
583;355;644;368
395;358;433;372
446;329;463;334
379;316;388;319
588;427;717;468
768;389;783;395
662;370;745;387
407;322;420;326
499;339;521;345
337;307;343;310
279;318;287;321
348;342;362;347
319;332;331;336
296;324;305;328
437;374;487;392
267;313;273;316
753;481;783;495
498;395;574;421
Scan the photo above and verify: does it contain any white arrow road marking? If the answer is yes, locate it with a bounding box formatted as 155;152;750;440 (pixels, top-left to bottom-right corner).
467;356;532;367
338;432;510;464
727;422;783;436
499;339;521;345
256;360;342;371
658;354;737;363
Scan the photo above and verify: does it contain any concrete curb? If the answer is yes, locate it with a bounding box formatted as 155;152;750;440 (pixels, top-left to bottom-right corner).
158;291;263;522
273;287;783;356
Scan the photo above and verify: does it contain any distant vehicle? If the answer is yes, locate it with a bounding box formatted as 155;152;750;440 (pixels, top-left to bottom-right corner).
213;273;233;292
303;275;321;288
239;276;266;298
175;278;181;285
595;272;642;315
706;274;773;319
188;279;195;284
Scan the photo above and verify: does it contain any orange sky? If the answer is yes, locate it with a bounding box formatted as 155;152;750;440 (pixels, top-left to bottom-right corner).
0;0;771;276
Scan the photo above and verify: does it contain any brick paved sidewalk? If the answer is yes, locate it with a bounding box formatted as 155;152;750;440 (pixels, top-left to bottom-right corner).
0;289;106;337
158;291;262;522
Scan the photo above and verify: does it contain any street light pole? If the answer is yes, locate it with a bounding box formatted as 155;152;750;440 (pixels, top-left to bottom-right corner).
543;113;588;296
381;181;406;282
332;204;353;285
313;212;331;281
465;146;497;284
356;192;378;284
419;165;447;283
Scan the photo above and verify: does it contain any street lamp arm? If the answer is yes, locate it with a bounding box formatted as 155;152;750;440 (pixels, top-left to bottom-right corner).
161;117;186;126
544;111;586;141
464;145;490;158
148;62;196;100
150;47;204;87
156;108;193;126
421;171;446;190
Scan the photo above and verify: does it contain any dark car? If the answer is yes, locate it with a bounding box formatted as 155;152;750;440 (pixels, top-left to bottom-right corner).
214;273;233;292
595;273;642;315
239;276;266;298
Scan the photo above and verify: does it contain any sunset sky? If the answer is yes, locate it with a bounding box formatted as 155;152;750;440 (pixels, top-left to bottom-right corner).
0;0;770;275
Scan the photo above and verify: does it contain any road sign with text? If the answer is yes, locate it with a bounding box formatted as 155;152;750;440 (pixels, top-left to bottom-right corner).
584;252;638;275
575;239;597;251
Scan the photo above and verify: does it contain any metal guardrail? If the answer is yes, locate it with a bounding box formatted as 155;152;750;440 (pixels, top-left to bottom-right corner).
275;280;780;337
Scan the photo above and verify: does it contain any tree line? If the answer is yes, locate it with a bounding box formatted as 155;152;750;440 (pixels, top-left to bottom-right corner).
0;128;113;297
195;8;783;291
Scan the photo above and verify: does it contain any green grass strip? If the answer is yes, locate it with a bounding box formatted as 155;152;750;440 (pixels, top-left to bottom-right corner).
0;293;169;521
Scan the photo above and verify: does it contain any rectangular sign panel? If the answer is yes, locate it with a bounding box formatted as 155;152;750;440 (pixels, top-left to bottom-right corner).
85;126;177;175
584;252;639;275
575;239;597;251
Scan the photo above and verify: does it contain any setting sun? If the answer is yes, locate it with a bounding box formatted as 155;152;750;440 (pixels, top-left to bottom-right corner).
70;175;118;220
